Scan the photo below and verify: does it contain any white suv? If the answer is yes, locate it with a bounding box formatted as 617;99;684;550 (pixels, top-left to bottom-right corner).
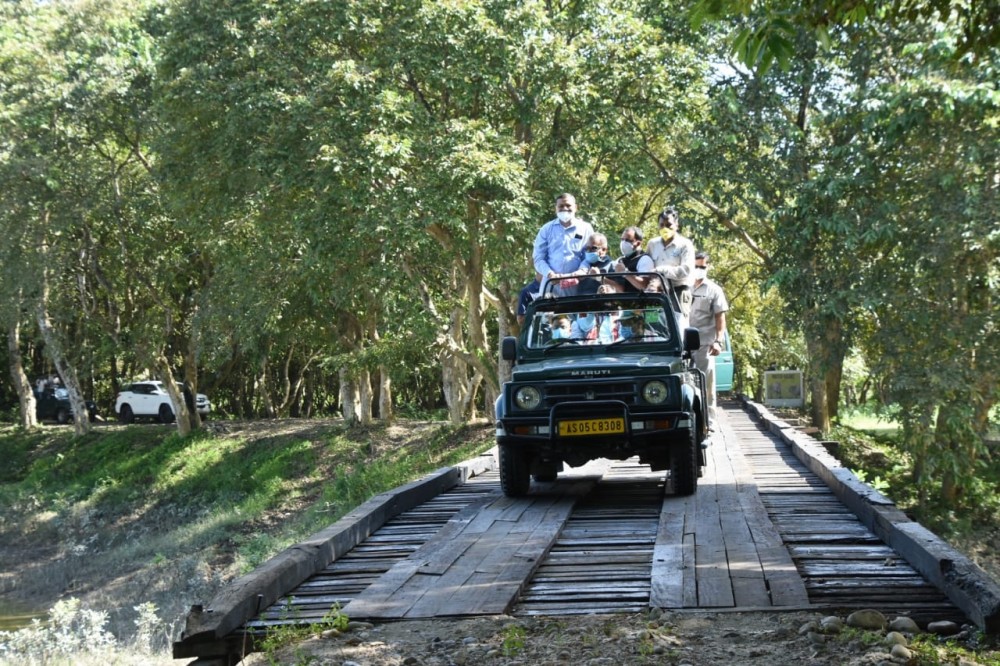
115;381;212;424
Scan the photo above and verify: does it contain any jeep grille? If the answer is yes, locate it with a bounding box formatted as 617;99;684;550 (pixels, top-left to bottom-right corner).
544;381;636;407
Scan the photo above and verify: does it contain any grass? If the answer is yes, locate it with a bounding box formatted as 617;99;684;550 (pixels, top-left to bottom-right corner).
838;408;901;437
0;418;494;663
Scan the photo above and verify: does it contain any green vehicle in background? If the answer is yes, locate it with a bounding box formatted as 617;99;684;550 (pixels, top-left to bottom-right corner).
715;331;734;393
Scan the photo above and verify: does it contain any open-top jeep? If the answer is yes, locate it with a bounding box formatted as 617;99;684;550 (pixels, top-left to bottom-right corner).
495;273;709;497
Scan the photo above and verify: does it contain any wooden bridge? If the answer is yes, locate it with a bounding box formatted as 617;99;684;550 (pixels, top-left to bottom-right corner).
173;398;1000;665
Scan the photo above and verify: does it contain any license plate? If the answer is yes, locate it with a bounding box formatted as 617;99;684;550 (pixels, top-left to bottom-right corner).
558;417;625;437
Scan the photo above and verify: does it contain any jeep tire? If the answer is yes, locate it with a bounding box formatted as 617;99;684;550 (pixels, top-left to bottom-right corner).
671;423;699;496
56;408;71;425
500;445;531;497
119;404;134;424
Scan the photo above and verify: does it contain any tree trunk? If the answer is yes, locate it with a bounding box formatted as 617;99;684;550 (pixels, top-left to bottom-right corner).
935;405;961;505
805;330;830;432
378;365;393;423
358;368;373;425
157;355;192;436
184;342;202;431
804;312;847;433
36;292;90;436
441;300;472;424
339;366;360;423
258;356;276;418
8;321;38;429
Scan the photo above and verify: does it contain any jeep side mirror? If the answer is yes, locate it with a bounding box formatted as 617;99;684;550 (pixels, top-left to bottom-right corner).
683;327;701;353
501;336;518;362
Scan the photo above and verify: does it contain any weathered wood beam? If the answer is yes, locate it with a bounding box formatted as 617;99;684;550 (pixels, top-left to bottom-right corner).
174;449;497;660
742;397;1000;635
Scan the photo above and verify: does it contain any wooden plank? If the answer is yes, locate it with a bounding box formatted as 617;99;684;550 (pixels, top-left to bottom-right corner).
348;478;593;619
650;491;692;608
742;397;1000;635
178;465;467;646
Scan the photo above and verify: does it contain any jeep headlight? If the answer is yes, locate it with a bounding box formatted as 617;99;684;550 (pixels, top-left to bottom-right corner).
642;380;669;405
514;386;542;410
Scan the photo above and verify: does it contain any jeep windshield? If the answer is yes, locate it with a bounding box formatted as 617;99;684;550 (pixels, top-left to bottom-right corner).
524;272;679;351
524;299;676;350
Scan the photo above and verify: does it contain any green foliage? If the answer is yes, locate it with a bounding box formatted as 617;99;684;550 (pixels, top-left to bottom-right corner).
257;605;348;666
500;623;526;657
1;419;492;580
0;0;997;519
850;468;890;494
831;419;1000;539
0;598;118;662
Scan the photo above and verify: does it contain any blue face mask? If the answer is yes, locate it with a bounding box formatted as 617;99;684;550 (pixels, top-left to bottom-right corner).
552;327;569;339
577;314;596;332
585;251;602;264
619;325;633;339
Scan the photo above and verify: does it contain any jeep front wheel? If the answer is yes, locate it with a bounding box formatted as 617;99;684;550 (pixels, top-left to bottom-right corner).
500;445;531;497
119;404;134;424
56;408;71;425
671;424;699;496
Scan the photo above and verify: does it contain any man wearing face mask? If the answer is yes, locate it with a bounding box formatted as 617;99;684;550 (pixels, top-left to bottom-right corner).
611;226;655;291
533;193;594;294
647;206;695;326
548;314;573;344
517;193;593;325
690;251;729;430
574;232;614;295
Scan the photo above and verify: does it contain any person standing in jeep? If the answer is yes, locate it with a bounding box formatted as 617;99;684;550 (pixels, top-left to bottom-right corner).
533;193;594;295
517;193;595;323
647;206;695;327
690;251;729;430
612;226;655;291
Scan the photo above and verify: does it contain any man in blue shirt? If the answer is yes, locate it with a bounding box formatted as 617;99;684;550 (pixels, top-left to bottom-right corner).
533;193;594;280
516;193;595;324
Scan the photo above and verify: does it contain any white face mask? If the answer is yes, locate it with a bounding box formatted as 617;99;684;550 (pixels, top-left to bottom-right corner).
557;210;574;224
620;239;636;256
694;267;708;280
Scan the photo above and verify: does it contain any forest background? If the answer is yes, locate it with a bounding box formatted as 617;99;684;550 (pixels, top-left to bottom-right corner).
1;0;997;519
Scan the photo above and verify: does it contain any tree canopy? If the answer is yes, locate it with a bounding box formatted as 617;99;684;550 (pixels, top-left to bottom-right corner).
1;0;996;511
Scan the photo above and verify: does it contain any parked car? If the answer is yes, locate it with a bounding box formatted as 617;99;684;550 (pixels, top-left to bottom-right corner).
115;380;211;424
715;330;734;393
34;385;99;424
495;273;709;497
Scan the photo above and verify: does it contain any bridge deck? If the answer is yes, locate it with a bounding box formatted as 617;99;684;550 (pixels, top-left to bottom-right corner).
242;401;957;627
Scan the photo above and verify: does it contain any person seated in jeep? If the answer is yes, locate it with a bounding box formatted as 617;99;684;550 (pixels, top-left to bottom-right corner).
548;314;573;342
617;310;666;342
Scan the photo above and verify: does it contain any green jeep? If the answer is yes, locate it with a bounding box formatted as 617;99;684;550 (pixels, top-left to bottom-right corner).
495;274;709;497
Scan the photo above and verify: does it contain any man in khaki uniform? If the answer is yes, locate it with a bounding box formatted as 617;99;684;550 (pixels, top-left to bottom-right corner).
690;251;729;429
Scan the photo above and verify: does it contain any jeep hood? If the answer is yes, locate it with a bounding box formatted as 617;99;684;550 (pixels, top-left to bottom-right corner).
510;354;683;382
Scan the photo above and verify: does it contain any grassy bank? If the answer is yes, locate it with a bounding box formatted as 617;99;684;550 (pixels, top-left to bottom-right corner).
0;419;494;663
